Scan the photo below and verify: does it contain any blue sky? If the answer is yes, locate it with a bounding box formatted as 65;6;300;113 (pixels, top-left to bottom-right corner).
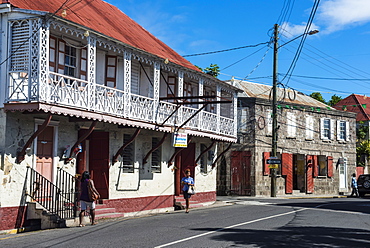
105;0;370;101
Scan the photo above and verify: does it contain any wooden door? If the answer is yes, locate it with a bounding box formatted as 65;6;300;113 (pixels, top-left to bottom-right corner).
89;131;109;199
230;151;251;195
36;126;54;182
175;143;196;195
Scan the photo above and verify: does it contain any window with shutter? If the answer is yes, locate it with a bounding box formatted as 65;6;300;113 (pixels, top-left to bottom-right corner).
105;55;117;88
282;153;293;194
287;112;296;138
337;120;347;141
306;155;314;193
57;40;66;74
327;156;333;177
263;152;270;176
200;144;208;173
64;45;77;77
305;115;314;140
10;20;30;72
318;155;327;176
321;118;331;140
151;137;162;173
121;134;135;173
80;48;87;80
49;36;57;72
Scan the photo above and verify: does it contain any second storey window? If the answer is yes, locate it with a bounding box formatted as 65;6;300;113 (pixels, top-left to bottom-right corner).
337;120;349;141
286;112;296;138
320;118;334;140
64;45;77;77
305;115;314;140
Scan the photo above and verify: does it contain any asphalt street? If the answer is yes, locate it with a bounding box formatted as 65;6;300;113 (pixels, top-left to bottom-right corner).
1;197;370;247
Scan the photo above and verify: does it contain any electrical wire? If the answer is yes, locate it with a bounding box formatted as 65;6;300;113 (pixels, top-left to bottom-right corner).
280;0;320;85
182;41;270;57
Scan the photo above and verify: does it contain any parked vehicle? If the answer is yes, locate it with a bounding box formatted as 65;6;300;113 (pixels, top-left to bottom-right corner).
357;174;370;197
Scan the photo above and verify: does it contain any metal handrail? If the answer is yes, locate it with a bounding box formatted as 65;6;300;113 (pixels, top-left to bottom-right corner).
27;167;78;221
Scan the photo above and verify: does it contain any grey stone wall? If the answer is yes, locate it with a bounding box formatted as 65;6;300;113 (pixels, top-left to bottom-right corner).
220;97;357;196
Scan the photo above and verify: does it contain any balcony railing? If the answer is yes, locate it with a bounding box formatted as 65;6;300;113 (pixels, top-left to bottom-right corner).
7;71;235;137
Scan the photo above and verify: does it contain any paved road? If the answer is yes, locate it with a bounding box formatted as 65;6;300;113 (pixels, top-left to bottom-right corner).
1;197;370;247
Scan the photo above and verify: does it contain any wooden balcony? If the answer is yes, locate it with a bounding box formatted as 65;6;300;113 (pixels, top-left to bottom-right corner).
5;72;236;139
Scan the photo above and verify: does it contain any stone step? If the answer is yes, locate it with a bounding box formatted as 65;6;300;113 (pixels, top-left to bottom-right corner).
95;207;117;215
95;212;125;219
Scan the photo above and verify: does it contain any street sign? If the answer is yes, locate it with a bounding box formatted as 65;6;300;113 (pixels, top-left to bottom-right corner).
268;164;279;169
267;158;281;164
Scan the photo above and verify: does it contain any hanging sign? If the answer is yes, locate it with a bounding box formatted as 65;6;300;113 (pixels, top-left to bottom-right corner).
173;132;188;148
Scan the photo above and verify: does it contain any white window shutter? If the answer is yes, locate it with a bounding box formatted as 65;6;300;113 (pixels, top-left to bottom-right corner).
320;118;325;139
330;119;335;140
291;113;296;137
306;116;314;140
336;120;341;140
346;121;350;141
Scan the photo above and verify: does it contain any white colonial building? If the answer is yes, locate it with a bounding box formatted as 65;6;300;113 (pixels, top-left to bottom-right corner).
0;0;238;231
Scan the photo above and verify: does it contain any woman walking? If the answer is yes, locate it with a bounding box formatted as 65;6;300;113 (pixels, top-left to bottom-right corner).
181;169;194;213
79;171;100;226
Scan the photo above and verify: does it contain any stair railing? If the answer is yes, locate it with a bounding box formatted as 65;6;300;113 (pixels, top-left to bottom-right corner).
27;166;78;220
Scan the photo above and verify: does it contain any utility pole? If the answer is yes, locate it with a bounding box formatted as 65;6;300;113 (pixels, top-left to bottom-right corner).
271;24;279;197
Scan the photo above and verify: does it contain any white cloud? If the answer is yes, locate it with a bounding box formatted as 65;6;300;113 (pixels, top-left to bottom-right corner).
318;0;370;33
280;22;320;38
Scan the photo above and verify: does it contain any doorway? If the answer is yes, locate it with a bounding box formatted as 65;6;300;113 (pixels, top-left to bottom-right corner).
230;151;251;195
293;154;306;192
78;130;110;199
36;126;54;182
174;143;196;196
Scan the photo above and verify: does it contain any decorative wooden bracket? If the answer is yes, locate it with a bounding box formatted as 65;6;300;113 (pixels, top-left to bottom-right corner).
112;128;141;163
17;113;52;164
212;142;232;168
167;136;193;167
67;120;97;161
195;140;216;165
143;132;168;164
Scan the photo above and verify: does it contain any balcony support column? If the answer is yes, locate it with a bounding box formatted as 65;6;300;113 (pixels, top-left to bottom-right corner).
38;19;50;102
198;78;204;130
177;71;184;125
153;61;160;123
87;35;96;111
123;51;132;118
233;91;238;137
216;85;221;134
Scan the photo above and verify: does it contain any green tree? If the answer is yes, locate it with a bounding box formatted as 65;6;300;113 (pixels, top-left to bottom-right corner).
204;64;220;78
309;92;326;104
327;94;342;106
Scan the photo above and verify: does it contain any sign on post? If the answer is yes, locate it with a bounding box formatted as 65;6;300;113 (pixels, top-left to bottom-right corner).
173;132;188;148
267;157;280;169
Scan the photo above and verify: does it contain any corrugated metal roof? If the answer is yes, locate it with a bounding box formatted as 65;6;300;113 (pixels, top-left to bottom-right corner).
234;80;332;108
6;0;199;72
333;94;370;121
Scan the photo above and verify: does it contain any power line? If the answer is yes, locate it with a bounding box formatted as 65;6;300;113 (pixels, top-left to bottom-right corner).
182;41;270;57
281;0;320;85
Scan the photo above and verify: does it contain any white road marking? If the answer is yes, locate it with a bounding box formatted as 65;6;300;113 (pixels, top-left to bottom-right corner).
155;208;308;248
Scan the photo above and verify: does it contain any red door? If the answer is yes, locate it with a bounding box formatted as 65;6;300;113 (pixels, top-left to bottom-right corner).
88;131;109;199
175;143;196;196
230;151;251;195
36;126;54;182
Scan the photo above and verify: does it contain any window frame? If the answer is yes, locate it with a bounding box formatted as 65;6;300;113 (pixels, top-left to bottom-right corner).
151;137;162;173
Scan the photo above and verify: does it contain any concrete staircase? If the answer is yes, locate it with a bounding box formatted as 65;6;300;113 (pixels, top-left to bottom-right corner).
27;202;63;230
94;202;125;220
27;201;125;229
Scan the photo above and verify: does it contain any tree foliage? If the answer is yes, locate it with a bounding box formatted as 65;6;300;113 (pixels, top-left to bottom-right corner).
197;64;220;78
309;92;326;104
327;94;342;106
